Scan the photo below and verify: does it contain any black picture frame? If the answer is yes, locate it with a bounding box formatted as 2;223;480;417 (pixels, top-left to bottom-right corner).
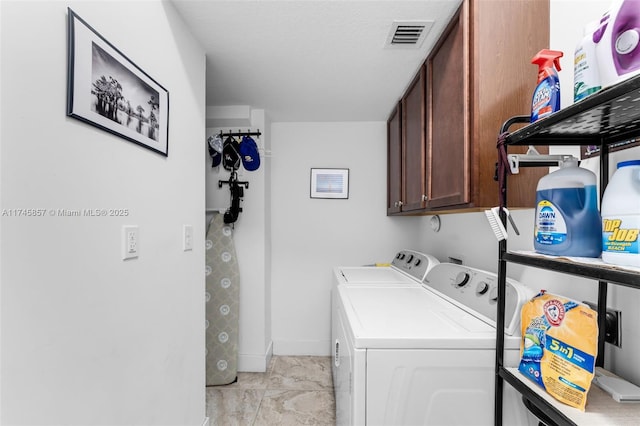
66;8;169;156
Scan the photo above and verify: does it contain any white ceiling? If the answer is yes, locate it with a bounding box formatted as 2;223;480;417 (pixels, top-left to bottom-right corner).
170;0;462;122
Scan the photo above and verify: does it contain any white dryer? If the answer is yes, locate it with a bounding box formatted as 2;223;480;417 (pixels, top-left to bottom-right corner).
331;261;535;426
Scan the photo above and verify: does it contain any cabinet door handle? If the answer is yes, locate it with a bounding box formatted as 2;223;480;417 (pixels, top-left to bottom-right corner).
398;201;404;207
422;194;428;202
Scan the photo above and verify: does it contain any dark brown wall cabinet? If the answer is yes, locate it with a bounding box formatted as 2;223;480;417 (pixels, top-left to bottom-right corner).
387;68;429;214
402;69;427;212
387;0;551;215
387;103;403;215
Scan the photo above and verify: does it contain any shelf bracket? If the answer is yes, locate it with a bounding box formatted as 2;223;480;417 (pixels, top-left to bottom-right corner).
508;146;576;174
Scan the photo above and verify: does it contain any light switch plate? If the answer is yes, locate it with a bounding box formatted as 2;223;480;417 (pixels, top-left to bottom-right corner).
123;225;139;260
183;224;193;251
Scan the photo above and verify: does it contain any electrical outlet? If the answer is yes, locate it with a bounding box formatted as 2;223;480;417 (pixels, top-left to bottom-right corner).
183;224;193;251
583;301;622;347
123;225;139;260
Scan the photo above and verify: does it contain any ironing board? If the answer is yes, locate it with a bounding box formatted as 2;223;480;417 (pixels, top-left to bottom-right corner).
205;212;240;385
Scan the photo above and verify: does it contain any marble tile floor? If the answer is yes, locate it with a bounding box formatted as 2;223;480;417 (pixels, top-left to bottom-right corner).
206;356;335;426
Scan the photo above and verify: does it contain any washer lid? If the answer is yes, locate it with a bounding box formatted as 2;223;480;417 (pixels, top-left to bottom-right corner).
338;286;519;350
335;266;418;285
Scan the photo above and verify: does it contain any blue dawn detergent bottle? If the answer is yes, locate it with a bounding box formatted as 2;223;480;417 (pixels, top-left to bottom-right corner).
531;49;563;122
534;157;602;257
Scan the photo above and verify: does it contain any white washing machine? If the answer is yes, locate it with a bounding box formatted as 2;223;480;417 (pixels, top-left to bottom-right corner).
331;250;439;389
331;260;535;426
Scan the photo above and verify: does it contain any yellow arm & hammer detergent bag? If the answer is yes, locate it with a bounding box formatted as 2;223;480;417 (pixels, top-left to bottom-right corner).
519;291;598;411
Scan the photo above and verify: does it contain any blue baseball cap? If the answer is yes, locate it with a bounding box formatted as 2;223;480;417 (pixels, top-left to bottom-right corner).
239;135;260;171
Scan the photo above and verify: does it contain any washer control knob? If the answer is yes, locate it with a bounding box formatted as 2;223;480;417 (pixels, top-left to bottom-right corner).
454;272;470;287
476;281;490;295
406;254;414;263
414;258;422;267
489;287;499;303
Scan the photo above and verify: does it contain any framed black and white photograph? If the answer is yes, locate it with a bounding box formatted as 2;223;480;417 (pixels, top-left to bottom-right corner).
66;8;169;156
310;168;349;199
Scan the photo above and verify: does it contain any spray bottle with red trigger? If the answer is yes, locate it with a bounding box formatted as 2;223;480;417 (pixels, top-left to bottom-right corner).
530;49;564;122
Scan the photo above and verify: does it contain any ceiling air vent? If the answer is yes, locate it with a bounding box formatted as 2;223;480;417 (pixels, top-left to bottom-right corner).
385;20;433;48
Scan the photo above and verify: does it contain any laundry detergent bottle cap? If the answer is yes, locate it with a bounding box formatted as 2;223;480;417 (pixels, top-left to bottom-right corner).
531;49;563;123
534;157;602;257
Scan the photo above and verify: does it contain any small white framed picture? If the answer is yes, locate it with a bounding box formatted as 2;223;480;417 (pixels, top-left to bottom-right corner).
310;168;349;199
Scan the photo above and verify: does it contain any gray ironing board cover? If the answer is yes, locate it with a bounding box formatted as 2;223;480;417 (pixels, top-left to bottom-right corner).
205;212;240;385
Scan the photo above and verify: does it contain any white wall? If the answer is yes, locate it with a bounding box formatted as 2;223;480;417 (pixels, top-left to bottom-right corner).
270;121;421;355
0;1;206;425
205;107;272;372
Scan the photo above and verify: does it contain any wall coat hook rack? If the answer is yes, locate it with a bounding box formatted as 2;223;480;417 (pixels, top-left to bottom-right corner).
218;129;261;138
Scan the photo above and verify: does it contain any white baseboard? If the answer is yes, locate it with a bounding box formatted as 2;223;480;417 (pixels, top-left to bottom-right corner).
272;339;331;356
237;341;273;372
236;340;331;371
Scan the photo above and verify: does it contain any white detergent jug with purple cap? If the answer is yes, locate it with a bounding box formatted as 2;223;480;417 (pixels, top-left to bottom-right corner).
601;160;640;267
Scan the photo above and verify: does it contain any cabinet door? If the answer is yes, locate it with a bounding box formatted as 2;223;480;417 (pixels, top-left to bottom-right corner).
427;8;468;208
401;68;427;212
387;104;402;215
473;0;549;208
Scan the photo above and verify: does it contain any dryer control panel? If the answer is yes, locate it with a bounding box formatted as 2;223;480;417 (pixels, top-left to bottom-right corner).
422;263;534;336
